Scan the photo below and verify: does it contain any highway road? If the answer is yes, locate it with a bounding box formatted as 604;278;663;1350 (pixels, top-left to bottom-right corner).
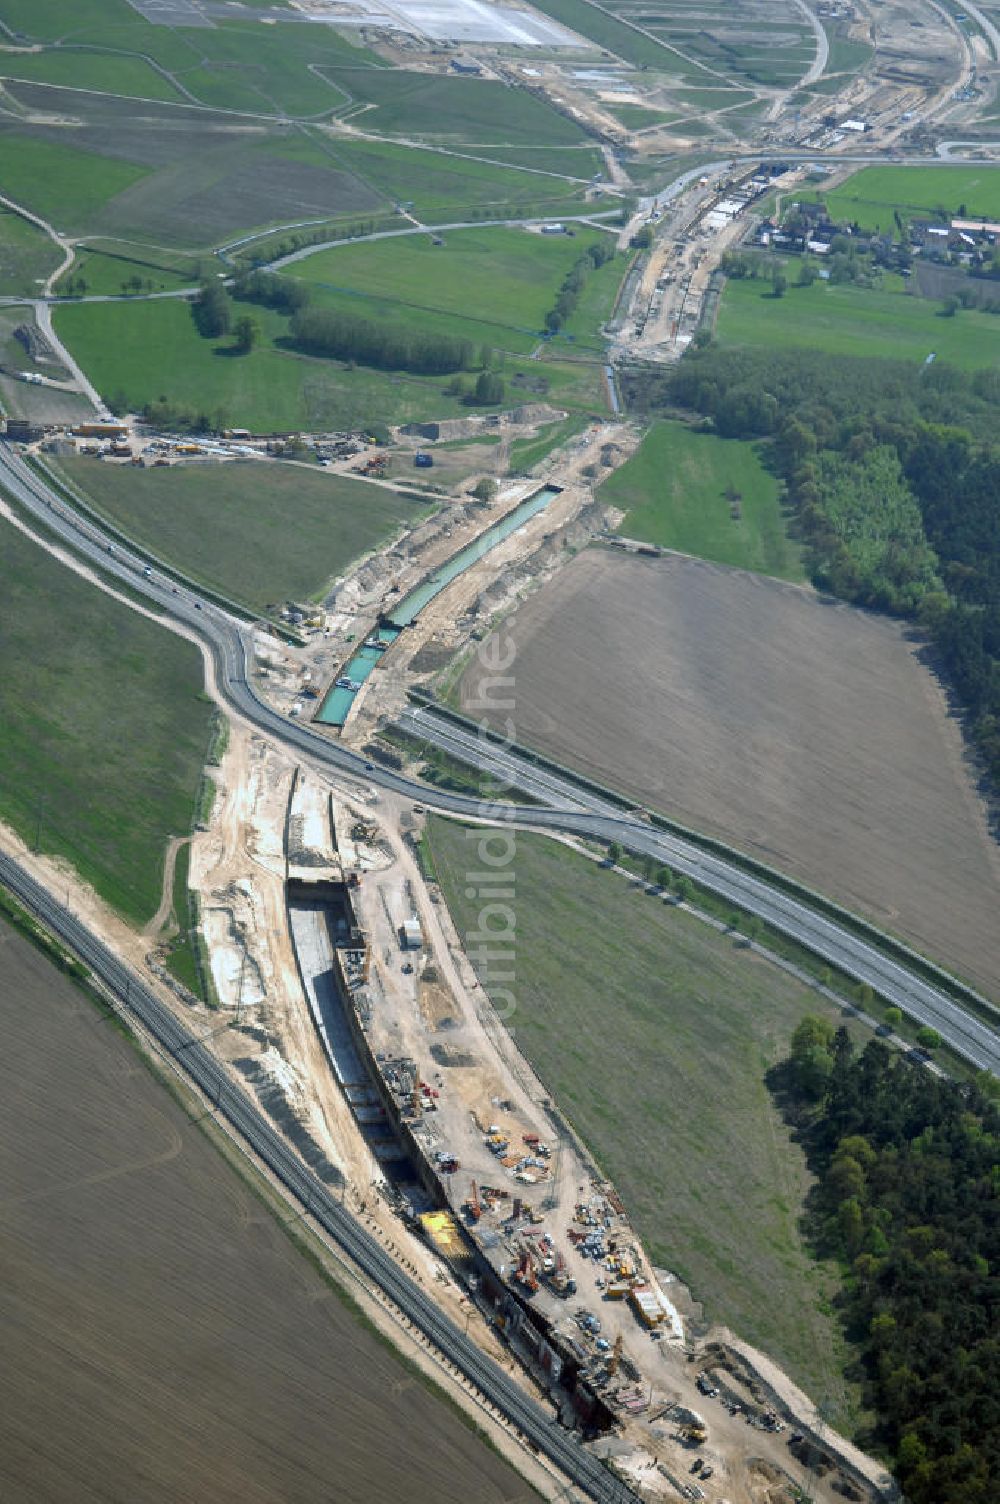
0;848;635;1504
398;709;1000;1076
2;439;998;1084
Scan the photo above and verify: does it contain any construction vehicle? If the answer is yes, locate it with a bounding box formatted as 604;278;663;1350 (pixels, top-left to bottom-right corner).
514;1249;539;1293
607;1334;623;1375
514;1245;538;1293
465;1179;481;1223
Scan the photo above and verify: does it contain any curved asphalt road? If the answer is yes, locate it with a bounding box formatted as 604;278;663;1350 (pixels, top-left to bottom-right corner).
2;440;998;1080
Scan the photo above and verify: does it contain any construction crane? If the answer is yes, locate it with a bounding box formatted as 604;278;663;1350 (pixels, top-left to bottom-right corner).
607;1334;623;1376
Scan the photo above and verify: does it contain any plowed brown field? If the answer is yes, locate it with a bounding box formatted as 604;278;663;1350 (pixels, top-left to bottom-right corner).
0;921;531;1504
459;549;1000;998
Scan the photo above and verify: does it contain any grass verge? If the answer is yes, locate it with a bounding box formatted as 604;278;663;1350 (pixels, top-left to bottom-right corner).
381;726;536;804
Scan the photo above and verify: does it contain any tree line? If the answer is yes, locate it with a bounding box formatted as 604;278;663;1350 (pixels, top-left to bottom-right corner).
190;273;504;388
544;238;616;334
776;1021;999;1503
232;268;311;316
625;345;1000;788
290;306;475;376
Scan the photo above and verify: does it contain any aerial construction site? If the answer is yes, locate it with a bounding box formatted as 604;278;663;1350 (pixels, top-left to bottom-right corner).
2;0;999;1498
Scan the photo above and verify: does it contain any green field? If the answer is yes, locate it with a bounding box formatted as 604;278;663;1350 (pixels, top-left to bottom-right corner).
55;298;310;430
175;22;381;115
322;66;588;144
55;244;203;297
0;47;186;101
0;518;212;924
0;120;390;247
671;86;754;110
0;207;62;295
304;282;542;358
606;104;683;131
0;13;607;249
313;136;594;222
0;0;153;42
0;134;148;233
470;144;607;178
603;420;804;579
717;273;1000;370
56;456;433;612
54;293;607;431
301;227;626;357
293;226;621;340
52;298;456;431
425;820;856;1424
526;0;711;73
821;25;873;78
0;4;384;115
808;164;1000;231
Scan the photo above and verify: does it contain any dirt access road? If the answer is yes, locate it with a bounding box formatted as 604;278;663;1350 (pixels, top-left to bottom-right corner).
458;547;1000;1000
